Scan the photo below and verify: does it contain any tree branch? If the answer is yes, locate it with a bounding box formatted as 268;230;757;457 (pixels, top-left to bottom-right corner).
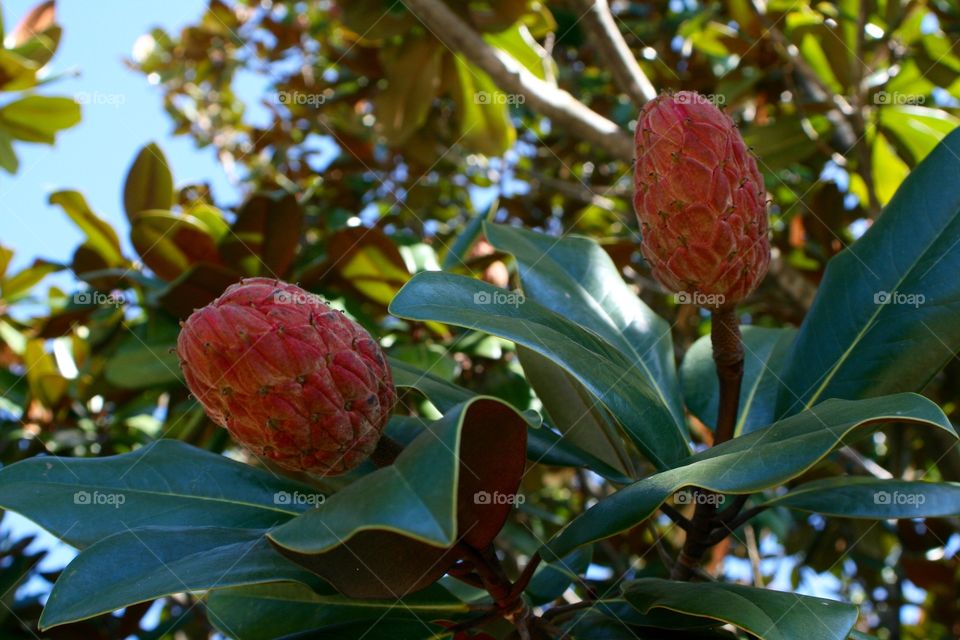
568;0;656;107
401;0;634;161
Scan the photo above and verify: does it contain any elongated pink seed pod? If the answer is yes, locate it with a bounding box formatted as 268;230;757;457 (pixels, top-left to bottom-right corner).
634;91;770;306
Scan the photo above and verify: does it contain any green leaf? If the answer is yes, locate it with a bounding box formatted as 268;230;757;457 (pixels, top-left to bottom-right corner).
0;245;12;278
389;272;691;469
545;394;954;557
681;327;796;435
483;24;556;81
206;582;465;640
390;357;631;484
40;527;316;629
268;397;527;598
49;190;124;266
623;579;858;640
156;262;240;319
0;440;317;548
879;105;960;164
526;546;592;605
450;54;515;156
0;128;17;173
872;132;911;206
103;333;181;389
220;192;303;277
518;346;633;476
375;35;443;145
778;128;960;416
130;210;220;281
0;258;60;301
486;223;685;459
123;142;174;221
765;477;960;519
0;95;79;143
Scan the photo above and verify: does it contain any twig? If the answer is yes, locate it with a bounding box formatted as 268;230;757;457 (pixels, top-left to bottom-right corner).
744;524;765;587
659;503;693;531
568;0;656;106
508;553;543;600
707;505;769;544
401;0;634;161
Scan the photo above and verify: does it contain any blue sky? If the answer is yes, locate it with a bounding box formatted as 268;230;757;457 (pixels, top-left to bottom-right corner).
0;0;247;613
1;0;241;273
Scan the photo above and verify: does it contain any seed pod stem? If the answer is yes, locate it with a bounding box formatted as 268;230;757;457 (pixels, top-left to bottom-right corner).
670;307;746;580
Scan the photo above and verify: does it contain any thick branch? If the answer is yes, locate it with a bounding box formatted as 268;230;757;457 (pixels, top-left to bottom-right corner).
401;0;634;161
569;0;656;107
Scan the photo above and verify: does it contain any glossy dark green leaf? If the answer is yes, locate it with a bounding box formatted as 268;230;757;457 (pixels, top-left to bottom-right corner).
486;223;684;428
623;579;858;640
563;600;728;638
391;356;632;481
765;477;960;518
40;527;316;629
779;129;960;417
206;582;466;640
545;394;953;557
518;346;633;476
389;272;690;469
390;356;474;411
681;327;795;435
0;440;316;548
269;397;527;598
123;142;174;221
526;545;592;605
